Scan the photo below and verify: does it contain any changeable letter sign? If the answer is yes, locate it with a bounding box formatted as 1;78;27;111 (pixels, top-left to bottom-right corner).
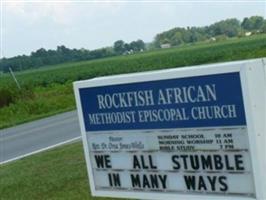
74;58;266;200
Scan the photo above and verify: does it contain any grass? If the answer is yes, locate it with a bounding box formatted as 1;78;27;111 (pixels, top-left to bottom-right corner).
2;34;266;87
0;142;129;200
0;83;75;129
1;35;266;199
1;34;266;129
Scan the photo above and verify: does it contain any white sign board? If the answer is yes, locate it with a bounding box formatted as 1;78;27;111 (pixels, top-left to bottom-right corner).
74;58;266;200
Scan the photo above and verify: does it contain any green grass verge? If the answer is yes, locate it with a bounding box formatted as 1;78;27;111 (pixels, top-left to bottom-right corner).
0;83;75;129
0;142;129;200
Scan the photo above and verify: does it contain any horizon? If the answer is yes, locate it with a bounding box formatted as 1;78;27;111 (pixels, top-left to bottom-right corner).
1;1;265;58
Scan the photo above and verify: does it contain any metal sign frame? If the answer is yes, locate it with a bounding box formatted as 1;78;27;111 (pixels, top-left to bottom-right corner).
74;58;266;200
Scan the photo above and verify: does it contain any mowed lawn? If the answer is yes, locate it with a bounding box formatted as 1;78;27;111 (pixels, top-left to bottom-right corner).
0;142;130;200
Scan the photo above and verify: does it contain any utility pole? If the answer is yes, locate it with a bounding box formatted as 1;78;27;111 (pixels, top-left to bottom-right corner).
9;67;21;89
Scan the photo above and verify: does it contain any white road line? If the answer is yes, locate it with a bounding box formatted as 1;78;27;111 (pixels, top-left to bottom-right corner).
0;136;81;165
0;117;78;142
0;112;76;137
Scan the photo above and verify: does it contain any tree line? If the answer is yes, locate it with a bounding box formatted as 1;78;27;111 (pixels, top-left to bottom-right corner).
0;39;145;73
0;15;265;72
154;16;266;47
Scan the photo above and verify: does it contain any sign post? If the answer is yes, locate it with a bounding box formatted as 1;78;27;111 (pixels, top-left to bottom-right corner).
74;58;266;200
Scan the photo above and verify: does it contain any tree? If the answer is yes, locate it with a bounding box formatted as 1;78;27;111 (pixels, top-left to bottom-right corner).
241;16;264;31
261;21;266;33
241;17;252;31
31;48;47;57
250;16;264;30
113;40;125;54
124;43;131;51
135;39;145;51
170;32;183;46
128;40;145;52
210;18;240;37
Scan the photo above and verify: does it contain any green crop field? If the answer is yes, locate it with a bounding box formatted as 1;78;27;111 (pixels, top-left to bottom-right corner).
1;34;266;129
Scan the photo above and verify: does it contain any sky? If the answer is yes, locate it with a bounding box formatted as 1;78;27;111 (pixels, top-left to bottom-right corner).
1;1;265;58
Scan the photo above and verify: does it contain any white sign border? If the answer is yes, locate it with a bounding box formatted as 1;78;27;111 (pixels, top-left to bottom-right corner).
74;58;266;200
240;59;266;200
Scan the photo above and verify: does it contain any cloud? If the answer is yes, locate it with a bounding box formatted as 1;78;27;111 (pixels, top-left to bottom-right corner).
4;1;76;26
2;1;265;58
3;1;127;26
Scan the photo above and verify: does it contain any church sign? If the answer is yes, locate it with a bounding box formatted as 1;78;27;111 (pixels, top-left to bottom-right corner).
74;58;266;200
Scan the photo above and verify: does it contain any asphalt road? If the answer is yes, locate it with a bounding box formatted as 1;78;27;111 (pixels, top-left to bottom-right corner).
0;110;81;164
